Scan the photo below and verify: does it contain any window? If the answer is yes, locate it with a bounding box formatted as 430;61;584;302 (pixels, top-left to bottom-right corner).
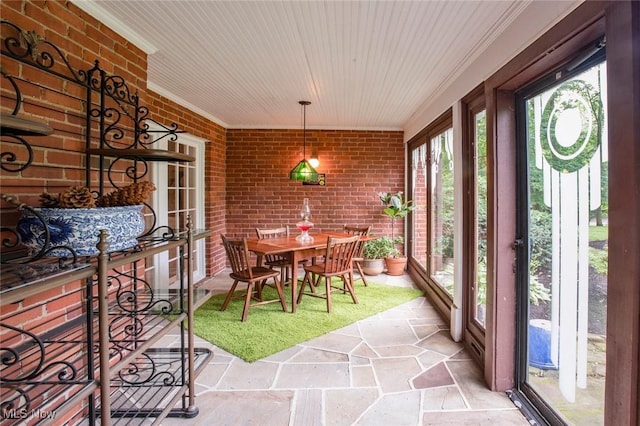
472;109;487;327
408;110;455;306
429;127;455;297
462;87;488;334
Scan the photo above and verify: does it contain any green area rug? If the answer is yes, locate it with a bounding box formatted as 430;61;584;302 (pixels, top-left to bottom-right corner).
192;281;423;362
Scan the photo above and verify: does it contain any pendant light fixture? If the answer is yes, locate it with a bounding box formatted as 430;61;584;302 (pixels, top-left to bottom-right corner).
289;100;319;182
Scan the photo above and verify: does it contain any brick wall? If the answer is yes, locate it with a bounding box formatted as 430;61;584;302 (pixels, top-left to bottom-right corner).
0;2;407;423
226;129;405;244
1;2;406;277
1;1;150;206
1;1;228;275
0;3;408;423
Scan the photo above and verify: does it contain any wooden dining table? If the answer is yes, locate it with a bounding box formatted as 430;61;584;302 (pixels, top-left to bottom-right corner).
245;232;354;313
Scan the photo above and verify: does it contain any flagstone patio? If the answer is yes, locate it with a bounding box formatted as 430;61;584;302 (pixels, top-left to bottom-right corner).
160;272;529;425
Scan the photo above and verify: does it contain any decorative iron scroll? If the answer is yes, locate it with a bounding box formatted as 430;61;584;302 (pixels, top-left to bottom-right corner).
0;323;80;384
0;131;34;173
1;194;78;265
117;351;182;386
1;21;89;84
1;20;190;267
0;70;35;172
108;270;176;315
139;115;184;147
0;318;90;423
0;386;31;420
104;268;182;363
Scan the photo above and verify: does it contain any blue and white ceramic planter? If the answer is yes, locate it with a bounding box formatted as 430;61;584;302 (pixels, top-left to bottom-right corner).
17;205;145;256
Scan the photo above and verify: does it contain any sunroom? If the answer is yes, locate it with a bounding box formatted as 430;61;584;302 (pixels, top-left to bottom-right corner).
0;1;638;425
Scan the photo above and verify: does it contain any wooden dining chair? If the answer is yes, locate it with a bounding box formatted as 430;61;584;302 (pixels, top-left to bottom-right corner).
343;224;372;287
220;235;288;321
255;226;307;285
296;235;360;313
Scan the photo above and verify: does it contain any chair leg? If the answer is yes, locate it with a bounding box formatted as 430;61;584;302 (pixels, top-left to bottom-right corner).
241;282;254;322
325;276;332;313
345;271;359;304
312;273;322;290
220;280;239;311
337;275;348;294
255;279;265;301
296;271;313;304
272;275;288;312
355;261;369;286
333;273;358;305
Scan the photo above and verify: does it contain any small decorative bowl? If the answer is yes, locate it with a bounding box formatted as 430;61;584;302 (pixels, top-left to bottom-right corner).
17;205;146;256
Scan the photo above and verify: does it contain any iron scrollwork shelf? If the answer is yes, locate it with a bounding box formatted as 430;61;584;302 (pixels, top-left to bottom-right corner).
1;19;192;264
94;227;213;423
103;348;210;422
0;272;98;425
1;20;212;425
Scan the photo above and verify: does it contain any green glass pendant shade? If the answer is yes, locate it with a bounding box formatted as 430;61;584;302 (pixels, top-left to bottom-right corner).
289;159;318;181
289;100;318;182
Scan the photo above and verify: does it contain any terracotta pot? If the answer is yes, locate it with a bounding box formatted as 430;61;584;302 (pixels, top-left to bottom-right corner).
385;256;407;276
361;258;385;276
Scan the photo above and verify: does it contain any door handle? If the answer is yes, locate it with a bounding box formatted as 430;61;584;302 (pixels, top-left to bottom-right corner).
511;238;524;251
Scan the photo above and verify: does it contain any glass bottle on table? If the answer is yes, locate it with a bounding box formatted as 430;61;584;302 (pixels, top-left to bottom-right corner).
296;198;314;242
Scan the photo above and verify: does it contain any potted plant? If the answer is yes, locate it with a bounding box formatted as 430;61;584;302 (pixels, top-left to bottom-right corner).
377;191;417;275
362;236;398;275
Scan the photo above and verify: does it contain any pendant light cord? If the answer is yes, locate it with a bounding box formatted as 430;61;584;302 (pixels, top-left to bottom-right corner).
300;100;311;159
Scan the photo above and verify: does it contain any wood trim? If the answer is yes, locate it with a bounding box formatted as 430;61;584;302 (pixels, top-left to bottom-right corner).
604;2;640;424
406;108;453;148
406;109;455;328
484;2;640;424
484;88;518;391
483;1;611;394
487;1;607;91
460;83;487;356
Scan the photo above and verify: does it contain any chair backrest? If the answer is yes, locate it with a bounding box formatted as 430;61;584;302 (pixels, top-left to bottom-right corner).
255;226;289;239
343;225;371;257
221;235;253;279
321;235;361;274
255;226;289;263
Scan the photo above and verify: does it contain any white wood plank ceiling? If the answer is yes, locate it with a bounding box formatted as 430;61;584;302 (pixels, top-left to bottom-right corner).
76;1;569;130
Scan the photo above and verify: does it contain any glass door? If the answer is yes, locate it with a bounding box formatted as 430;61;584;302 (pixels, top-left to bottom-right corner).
516;57;607;424
149;127;207;287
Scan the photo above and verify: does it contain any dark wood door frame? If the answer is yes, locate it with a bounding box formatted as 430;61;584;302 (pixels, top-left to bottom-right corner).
483;2;639;424
603;2;640;424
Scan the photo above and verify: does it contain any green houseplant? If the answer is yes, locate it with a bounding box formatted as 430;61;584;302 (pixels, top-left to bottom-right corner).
362;192;417;275
378;191;417;242
377;191;417;275
362;236;398;275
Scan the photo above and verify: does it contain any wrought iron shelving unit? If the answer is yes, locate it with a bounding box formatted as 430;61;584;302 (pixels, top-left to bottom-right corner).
1;21;212;425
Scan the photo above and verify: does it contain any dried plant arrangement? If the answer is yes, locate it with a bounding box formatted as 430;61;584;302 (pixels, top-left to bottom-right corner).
39;182;156;209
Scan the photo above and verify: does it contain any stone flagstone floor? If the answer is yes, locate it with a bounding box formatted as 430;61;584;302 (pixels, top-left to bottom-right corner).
160;271;529;426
